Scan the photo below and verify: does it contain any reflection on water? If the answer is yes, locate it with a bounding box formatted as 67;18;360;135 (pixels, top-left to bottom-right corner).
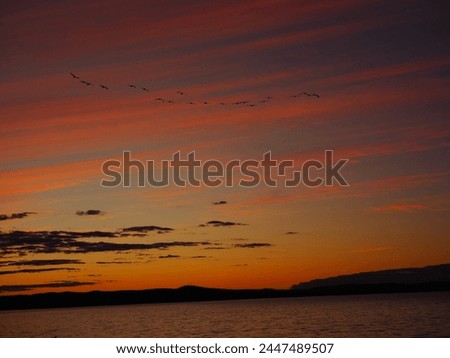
1;292;449;337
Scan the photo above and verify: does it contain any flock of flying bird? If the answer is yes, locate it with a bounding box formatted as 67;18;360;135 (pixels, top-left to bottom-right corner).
70;72;320;108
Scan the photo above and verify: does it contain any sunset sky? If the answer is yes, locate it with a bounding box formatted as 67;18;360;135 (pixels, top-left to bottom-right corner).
1;0;449;295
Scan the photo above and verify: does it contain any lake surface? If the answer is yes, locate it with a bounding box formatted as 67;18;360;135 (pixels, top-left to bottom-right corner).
1;292;449;337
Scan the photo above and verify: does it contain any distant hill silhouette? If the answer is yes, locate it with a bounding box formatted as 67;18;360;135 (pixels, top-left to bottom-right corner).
291;263;450;289
0;264;449;311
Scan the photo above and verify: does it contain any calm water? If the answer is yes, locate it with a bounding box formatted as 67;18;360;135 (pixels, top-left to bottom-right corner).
1;292;449;337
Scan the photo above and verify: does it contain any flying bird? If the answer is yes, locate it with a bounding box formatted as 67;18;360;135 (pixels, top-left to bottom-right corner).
302;92;320;98
213;200;227;205
70;72;320;108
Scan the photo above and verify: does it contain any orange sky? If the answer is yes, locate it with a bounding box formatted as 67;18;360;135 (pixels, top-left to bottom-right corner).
0;0;449;295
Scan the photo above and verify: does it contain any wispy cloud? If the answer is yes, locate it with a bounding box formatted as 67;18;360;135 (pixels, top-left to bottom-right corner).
5;259;84;267
0;230;209;256
76;209;105;216
121;226;174;234
201;220;247;227
0;267;79;276
372;204;426;213
158;254;180;259
0;212;36;221
234;243;272;249
0;281;95;293
354;247;394;254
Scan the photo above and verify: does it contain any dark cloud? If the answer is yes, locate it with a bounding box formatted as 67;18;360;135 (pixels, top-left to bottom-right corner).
7;259;84;267
234;243;272;248
122;226;173;234
0;230;119;256
203;220;247;227
232;264;248;267
0;230;209;255
0;280;95;293
0;267;79;276
0;212;36;221
76;210;105;216
120;233;147;237
68;240;208;254
201;242;226;250
190;255;211;259
0;261;15;267
213;201;228;205
285;231;298;235
158;254;180;259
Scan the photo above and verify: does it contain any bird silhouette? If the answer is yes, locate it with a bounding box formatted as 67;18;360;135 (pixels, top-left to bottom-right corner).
302;92;320;98
233;101;248;105
69;74;320;105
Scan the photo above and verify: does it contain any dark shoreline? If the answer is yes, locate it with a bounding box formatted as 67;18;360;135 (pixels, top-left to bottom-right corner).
0;281;449;311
